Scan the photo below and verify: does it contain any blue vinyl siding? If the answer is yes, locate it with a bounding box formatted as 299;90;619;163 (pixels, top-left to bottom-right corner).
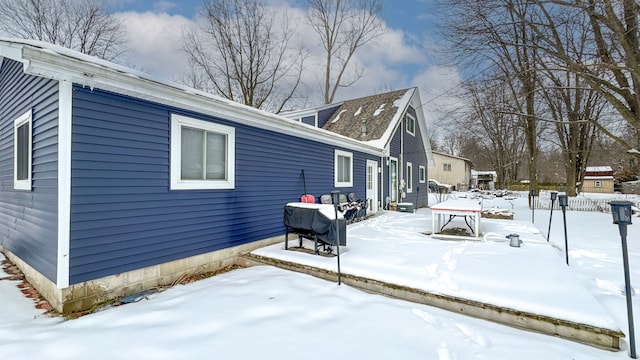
380;106;428;208
0;59;59;282
317;105;341;128
301;115;315;126
69;87;376;283
403;107;429;208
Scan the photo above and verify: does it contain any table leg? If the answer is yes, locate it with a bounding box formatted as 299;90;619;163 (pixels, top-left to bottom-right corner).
285;229;289;249
432;213;437;234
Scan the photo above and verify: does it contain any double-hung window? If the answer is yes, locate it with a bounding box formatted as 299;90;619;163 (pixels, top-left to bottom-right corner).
14;110;32;190
334;149;353;187
406;113;415;136
170;114;235;190
419;165;426;183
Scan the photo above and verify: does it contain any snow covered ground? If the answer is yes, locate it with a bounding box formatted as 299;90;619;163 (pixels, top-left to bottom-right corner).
1;191;640;359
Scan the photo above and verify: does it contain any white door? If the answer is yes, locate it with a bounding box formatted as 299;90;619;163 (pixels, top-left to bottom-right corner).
366;160;379;213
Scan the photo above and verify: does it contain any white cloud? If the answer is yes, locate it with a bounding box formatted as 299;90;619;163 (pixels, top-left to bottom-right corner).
115;11;192;78
113;1;462;112
412;65;466;131
361;27;427;65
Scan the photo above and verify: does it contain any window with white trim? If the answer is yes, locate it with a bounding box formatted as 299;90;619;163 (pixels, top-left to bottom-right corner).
406;162;413;193
419;165;426;183
595;180;602;188
14;110;32;190
334;149;353;187
406;113;415;136
443;163;452;171
170;114;235;190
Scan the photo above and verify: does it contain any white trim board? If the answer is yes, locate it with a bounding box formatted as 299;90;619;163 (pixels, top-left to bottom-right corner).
0;41;383;157
57;80;72;289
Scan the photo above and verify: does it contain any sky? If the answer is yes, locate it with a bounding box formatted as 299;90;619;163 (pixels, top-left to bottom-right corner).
1;191;638;359
100;0;460;118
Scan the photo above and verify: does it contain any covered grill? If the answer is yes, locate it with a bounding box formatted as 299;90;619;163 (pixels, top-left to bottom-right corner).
283;202;346;254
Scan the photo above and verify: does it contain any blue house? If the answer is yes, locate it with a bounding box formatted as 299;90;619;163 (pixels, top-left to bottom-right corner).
283;89;434;211
0;39;432;312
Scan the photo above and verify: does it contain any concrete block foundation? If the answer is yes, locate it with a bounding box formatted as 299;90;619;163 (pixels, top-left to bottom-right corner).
1;235;284;313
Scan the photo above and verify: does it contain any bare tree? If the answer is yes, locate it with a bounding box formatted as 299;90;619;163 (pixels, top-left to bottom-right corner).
0;0;127;61
524;0;640;156
182;0;305;113
534;8;606;195
462;78;527;189
307;0;385;104
539;72;604;195
440;0;543;195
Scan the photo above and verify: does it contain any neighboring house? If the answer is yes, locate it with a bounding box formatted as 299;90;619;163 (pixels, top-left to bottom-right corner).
583;166;614;193
471;170;497;190
428;151;472;191
0;39;400;312
284;88;434;210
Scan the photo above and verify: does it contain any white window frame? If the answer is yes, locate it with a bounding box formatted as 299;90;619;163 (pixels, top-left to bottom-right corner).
406;113;415;136
419;165;426;183
594;180;602;188
390;157;398;202
406;162;413;193
334;149;353;187
170;114;235;190
14;109;32;191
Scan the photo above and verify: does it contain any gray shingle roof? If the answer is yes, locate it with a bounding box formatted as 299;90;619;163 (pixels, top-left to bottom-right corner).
322;89;411;141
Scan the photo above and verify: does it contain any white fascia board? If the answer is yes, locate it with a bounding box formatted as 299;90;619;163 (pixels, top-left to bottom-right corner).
57;80;72;289
281;101;345;119
376;88;413;150
0;42;27;65
20;47;383;157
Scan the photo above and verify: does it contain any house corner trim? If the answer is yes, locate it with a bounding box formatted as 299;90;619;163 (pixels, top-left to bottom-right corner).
57;81;72;289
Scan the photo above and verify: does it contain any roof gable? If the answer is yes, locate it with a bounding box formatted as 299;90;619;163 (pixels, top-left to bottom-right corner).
321;89;412;142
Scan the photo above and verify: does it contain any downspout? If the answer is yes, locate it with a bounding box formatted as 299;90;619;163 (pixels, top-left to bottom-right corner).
400;116;404;200
380;155;385;210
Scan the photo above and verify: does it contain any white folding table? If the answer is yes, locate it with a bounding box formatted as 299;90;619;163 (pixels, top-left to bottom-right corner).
430;199;482;238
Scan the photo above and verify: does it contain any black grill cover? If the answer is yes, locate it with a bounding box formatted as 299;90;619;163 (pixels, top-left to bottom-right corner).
283;203;346;246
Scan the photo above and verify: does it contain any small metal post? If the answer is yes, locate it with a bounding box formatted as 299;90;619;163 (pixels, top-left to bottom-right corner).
547;191;558;242
558;195;569;265
610;201;636;358
530;189;538;224
330;190;342;285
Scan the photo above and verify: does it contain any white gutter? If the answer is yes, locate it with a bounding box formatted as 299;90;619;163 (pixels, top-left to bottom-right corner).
9;42;384;157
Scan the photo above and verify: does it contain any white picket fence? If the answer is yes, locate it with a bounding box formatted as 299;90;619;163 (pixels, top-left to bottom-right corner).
531;194;640;213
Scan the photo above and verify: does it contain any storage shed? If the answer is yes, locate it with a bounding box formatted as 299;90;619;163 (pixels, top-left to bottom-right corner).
583;166;614;193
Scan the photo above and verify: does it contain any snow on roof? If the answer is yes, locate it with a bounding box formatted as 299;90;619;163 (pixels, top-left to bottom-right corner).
373;103;386;116
584;176;614;180
0;38;383;155
331;109;347;123
432;151;471;162
585;166;613;172
322;89;411;143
